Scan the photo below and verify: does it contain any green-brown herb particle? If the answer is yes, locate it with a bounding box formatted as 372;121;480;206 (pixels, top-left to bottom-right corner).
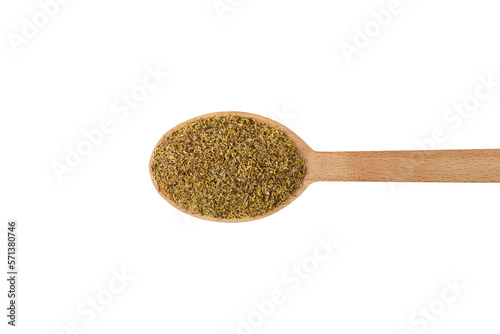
150;115;307;219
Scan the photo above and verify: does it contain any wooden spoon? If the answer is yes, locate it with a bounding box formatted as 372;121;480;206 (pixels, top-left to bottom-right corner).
150;111;500;222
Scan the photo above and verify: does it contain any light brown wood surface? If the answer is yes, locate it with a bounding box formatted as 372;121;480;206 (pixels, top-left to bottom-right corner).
150;112;500;222
306;149;500;183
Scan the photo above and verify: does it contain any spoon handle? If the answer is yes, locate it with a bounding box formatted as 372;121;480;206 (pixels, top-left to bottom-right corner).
308;149;500;183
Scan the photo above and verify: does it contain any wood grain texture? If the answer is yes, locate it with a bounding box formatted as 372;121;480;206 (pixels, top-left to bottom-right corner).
306;149;500;183
150;112;500;222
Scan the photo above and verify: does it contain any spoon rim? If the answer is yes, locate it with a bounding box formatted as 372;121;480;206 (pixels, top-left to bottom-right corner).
149;111;313;223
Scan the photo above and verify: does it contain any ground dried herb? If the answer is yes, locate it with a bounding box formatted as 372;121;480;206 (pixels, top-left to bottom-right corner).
150;115;307;219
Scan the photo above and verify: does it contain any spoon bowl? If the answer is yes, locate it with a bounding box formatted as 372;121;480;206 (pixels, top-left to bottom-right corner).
149;111;313;222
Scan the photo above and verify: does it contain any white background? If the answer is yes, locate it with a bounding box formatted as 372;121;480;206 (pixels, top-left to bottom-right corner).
1;0;500;333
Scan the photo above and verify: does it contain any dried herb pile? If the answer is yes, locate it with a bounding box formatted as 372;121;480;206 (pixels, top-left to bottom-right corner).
150;115;307;219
